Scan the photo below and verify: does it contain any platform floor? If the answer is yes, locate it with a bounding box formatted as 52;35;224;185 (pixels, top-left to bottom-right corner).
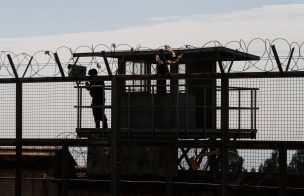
76;128;256;139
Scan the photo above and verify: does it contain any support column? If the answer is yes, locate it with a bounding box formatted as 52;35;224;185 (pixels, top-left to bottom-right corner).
156;64;168;94
279;148;287;196
111;76;121;196
166;145;173;196
221;76;229;196
15;82;22;196
60;146;69;196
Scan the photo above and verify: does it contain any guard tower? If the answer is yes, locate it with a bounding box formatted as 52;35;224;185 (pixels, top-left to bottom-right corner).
73;46;259;177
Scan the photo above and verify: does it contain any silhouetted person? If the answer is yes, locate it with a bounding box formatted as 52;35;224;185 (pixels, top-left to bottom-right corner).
86;69;108;128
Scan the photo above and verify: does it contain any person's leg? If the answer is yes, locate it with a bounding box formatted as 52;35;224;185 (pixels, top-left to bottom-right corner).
93;108;100;128
95;120;100;128
102;115;108;129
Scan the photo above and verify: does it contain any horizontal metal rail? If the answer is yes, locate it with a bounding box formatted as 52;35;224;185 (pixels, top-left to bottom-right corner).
117;139;304;149
0;139;110;146
0;138;303;149
73;105;112;109
1;71;304;83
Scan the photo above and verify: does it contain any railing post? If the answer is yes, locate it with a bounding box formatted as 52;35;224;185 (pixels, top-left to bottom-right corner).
61;146;69;196
221;76;229;196
15;81;22;196
111;76;121;196
279;148;287;196
166;144;172;196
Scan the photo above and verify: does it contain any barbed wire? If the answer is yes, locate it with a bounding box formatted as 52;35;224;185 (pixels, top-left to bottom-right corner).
56;132;87;167
0;38;304;78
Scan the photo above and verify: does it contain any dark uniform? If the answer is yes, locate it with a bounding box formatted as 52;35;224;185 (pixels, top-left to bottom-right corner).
86;69;108;128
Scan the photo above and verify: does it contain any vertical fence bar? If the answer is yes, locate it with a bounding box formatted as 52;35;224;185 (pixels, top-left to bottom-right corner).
61;146;69;196
151;86;155;136
15;81;22;196
279;148;287;196
176;91;179;138
251;90;253;131
140;63;143;92
127;86;131;137
221;76;229;196
203;87;206;137
80;85;83;129
166;144;172;196
186;84;189;137
238;89;241;131
111;76;121;196
77;83;80;129
254;90;257;130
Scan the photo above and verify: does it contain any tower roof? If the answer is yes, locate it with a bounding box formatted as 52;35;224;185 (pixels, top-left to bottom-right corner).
73;46;260;63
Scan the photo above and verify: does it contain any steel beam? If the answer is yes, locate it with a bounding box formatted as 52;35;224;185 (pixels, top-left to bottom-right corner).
279;148;287;196
271;45;283;74
22;56;33;78
286;47;295;72
101;51;112;76
221;76;229;196
22;138;110;146
218;61;225;74
15;82;22;196
111;76;121;196
227;61;234;73
7;54;19;78
54;53;66;77
179;148;193;169
2;71;304;84
117;139;304;149
166;145;173;196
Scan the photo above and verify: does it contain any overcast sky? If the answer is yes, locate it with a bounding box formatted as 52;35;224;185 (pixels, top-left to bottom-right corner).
0;0;302;37
0;1;303;53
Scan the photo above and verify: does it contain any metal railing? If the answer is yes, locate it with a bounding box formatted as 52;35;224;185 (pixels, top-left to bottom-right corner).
0;138;302;195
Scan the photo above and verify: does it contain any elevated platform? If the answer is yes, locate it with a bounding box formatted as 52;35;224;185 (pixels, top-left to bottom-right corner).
76;128;256;139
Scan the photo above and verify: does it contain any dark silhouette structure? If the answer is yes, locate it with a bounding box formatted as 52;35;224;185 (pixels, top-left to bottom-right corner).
3;44;304;195
86;68;108;129
75;47;259;179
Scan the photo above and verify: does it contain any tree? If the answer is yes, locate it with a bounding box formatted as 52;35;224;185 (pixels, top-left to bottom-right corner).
259;150;304;173
288;150;304;173
258;150;279;172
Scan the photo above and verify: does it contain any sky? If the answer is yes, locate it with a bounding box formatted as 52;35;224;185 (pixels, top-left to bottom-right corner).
0;0;302;37
0;0;304;53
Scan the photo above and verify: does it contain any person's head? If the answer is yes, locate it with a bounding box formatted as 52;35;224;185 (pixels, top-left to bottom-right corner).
88;69;98;76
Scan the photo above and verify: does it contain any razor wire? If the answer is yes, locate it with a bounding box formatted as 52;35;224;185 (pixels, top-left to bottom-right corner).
0;38;304;78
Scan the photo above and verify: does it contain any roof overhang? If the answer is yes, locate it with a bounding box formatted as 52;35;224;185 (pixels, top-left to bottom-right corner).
73;46;260;63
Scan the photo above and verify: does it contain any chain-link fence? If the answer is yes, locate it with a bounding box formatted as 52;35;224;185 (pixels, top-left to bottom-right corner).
0;74;303;195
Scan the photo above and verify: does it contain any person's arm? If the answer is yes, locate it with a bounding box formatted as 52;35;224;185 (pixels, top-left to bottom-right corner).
85;81;91;91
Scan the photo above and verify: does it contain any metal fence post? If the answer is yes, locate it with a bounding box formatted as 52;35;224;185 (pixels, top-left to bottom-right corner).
166;144;172;196
221;76;229;196
111;76;121;196
279;148;287;196
15;81;22;196
61;146;69;196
